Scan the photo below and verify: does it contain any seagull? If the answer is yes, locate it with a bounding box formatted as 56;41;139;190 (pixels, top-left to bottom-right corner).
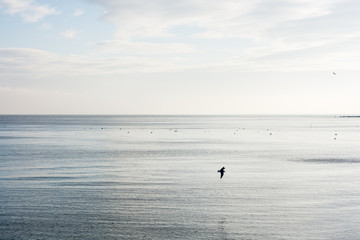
218;167;225;179
333;72;336;75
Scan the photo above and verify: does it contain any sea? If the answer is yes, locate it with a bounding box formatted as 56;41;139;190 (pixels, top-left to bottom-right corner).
1;115;360;240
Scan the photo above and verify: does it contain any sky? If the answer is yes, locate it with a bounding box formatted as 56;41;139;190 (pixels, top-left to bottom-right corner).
1;0;360;115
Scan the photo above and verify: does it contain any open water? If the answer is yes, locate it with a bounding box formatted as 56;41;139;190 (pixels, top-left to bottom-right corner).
1;115;360;239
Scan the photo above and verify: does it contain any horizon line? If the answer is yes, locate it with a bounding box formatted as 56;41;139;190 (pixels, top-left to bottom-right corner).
0;113;358;117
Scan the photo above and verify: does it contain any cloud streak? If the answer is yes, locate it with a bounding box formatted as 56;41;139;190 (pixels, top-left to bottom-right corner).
88;0;340;40
89;0;259;40
73;9;84;17
95;40;196;55
2;42;360;84
0;48;189;79
0;0;59;22
60;30;78;39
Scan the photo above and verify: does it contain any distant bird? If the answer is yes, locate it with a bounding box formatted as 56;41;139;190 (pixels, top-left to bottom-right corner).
218;167;225;179
333;72;336;75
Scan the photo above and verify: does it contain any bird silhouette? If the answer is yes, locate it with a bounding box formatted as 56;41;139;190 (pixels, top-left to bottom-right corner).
218;167;225;179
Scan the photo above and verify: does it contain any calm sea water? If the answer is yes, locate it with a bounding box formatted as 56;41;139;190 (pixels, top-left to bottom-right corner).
1;115;360;239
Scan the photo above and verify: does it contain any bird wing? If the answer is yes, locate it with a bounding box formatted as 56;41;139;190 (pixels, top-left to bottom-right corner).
220;171;224;179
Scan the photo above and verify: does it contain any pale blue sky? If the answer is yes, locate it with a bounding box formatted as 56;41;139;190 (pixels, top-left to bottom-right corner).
1;0;360;114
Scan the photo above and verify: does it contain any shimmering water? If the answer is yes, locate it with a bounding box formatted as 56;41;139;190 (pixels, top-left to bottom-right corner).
1;115;360;239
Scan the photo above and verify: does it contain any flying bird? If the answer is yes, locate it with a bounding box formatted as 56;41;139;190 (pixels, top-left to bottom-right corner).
218;167;225;179
333;72;336;75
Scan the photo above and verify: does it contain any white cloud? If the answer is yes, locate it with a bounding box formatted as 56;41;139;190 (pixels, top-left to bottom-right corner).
73;9;84;17
60;30;78;39
2;1;360;79
0;48;58;78
86;0;360;69
0;0;59;22
2;43;360;84
0;48;186;78
89;0;258;39
87;0;340;40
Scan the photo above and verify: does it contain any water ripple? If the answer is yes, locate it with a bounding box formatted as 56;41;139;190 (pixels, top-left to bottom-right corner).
298;158;360;164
